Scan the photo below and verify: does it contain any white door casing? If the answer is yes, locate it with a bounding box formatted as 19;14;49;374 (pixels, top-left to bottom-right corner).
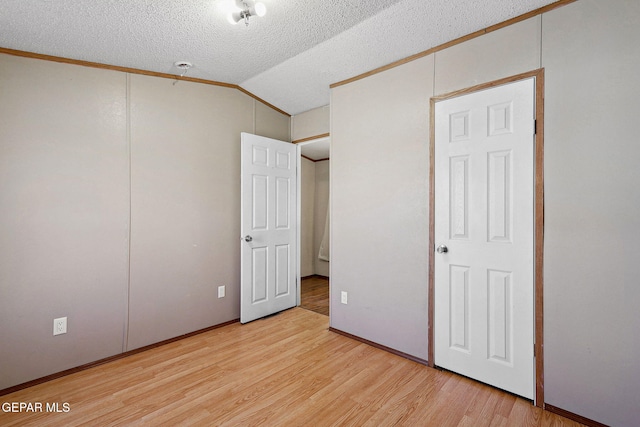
434;78;535;399
241;133;298;323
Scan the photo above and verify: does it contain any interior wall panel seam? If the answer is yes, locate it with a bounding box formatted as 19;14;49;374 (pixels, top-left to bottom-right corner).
124;72;132;353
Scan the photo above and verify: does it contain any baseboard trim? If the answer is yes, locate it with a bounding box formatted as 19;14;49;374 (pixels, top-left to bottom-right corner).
0;318;239;397
545;404;610;427
329;327;428;366
301;274;329;280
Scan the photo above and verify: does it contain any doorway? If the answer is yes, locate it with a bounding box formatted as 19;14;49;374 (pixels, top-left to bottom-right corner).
297;137;330;316
428;70;545;405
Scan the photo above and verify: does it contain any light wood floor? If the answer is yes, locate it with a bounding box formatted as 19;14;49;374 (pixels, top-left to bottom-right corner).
1;308;584;426
300;276;329;316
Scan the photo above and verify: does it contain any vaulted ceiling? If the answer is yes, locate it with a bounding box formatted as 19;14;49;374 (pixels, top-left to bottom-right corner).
0;0;557;115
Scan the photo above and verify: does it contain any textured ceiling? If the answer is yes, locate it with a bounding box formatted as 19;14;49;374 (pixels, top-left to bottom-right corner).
0;0;558;115
300;137;330;161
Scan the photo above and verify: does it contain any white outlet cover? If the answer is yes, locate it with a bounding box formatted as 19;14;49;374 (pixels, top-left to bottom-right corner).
218;286;225;298
341;291;348;304
53;317;67;336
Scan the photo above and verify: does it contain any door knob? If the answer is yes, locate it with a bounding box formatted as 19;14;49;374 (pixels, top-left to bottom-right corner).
436;245;448;254
243;235;253;242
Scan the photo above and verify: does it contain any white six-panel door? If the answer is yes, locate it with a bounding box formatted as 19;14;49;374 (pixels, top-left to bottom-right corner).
241;133;297;324
434;79;535;399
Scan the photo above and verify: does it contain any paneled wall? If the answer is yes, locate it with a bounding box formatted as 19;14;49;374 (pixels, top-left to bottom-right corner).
255;101;291;142
332;16;542;364
300;157;316;277
127;74;254;350
313;160;330;277
295;107;331;278
292;105;330;141
331;54;434;359
433;17;541;95
331;2;640;426
300;158;330;278
541;2;640;426
0;53;290;389
0;54;130;390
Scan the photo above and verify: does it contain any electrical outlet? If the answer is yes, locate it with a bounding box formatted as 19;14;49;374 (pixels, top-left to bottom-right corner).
218;285;225;298
53;317;67;336
341;291;348;305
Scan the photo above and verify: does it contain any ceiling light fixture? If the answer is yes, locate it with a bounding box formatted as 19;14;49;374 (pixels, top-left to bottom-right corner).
227;0;266;27
174;61;192;77
173;61;192;85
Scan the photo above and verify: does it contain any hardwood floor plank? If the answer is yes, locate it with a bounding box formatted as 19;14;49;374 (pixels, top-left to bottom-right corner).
300;276;329;316
0;308;586;426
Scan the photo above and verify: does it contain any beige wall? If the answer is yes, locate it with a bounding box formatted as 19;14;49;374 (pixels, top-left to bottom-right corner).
0;54;130;389
313;160;330;277
300;158;330;278
292;105;330;141
331;2;640;426
300;157;316;277
433;17;541;95
0;53;290;389
127;74;254;350
332;16;540;364
255;101;291;142
541;2;640;426
296;105;331;277
331;54;434;359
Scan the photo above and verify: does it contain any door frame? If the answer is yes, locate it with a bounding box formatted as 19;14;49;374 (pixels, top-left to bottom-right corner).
428;69;545;407
295;135;331;307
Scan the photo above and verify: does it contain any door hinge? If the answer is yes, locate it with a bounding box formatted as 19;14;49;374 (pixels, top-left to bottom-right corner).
534;120;537;135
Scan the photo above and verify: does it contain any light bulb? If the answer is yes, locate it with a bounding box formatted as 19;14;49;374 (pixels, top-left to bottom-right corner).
254;2;266;17
227;11;241;25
